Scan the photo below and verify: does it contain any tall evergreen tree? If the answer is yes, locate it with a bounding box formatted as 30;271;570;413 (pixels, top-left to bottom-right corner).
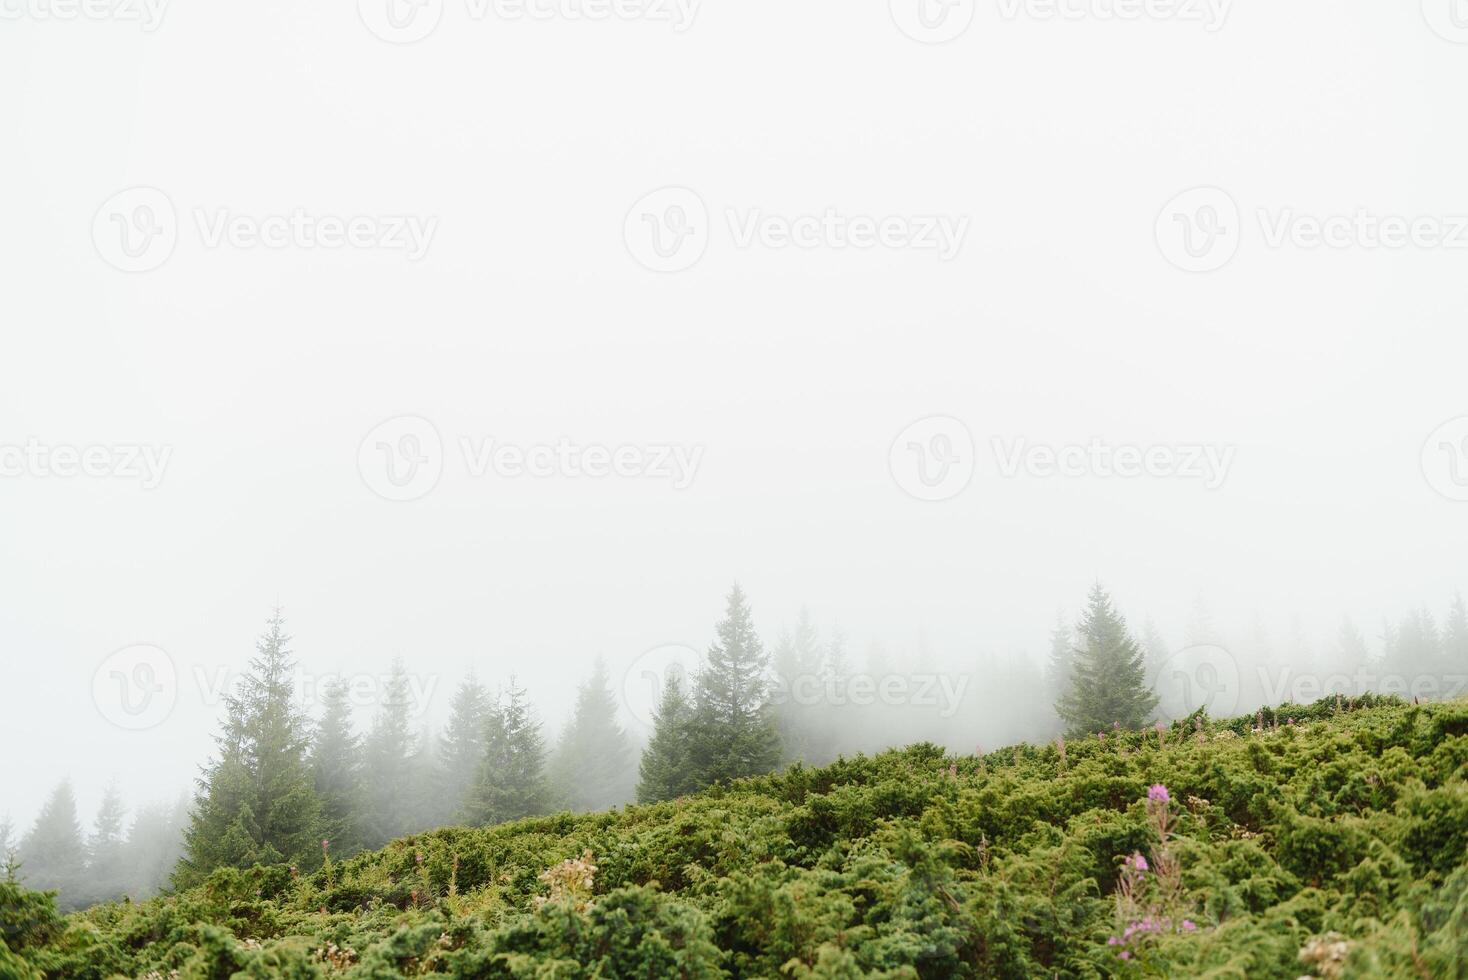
177;611;321;887
688;584;781;785
1057;584;1159;734
1044;612;1074;719
311;678;365;856
1445;593;1468;665
124;795;188;900
17;781;87;910
464;678;548;826
361;658;420;848
548;659;635;812
82;785;129;906
636;670;698;803
437;674;491;824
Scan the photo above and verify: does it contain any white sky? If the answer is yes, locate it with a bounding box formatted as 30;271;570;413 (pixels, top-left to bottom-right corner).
4;0;1468;829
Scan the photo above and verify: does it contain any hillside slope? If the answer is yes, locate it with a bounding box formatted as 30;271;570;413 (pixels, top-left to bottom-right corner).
4;696;1467;979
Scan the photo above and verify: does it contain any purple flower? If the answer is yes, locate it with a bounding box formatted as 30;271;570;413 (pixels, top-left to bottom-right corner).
1108;936;1120;946
1182;919;1197;932
1120;950;1132;960
1131;853;1149;872
1147;784;1170;804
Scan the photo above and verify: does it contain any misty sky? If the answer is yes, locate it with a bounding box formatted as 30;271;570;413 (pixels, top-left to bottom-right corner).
4;0;1468;829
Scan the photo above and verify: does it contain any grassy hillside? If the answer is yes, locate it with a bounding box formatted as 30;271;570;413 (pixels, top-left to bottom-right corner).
4;695;1467;979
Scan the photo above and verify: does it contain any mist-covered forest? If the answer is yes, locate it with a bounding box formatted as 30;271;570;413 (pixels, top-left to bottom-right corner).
8;582;1464;914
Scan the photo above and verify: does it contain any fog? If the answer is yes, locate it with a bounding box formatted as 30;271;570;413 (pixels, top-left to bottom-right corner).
3;0;1467;904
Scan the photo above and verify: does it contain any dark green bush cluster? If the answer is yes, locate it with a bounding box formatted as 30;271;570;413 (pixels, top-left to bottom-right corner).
6;697;1466;979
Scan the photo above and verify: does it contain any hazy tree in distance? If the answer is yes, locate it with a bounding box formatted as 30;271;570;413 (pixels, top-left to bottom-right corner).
177;611;321;887
548;658;635;812
637;670;699;803
361;658;420;848
1057;583;1159;735
437;674;491;824
82;784;129;906
17;781;87;910
689;584;781;785
311;678;365;856
1044;612;1074;725
464;678;548;826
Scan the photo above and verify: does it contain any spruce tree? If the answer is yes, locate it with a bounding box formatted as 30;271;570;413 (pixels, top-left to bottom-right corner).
177;611;321;887
83;785;129;906
464;678;548;826
548;659;635;812
1445;593;1468;665
17;781;87;909
688;584;781;785
1044;612;1074;718
1057;583;1159;734
361;658;419;847
311;678;365;856
125;795;188;899
636;669;698;803
437;674;490;824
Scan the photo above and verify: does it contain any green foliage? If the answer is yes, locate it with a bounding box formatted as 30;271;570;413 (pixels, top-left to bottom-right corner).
637;670;700;804
313;678;367;858
464;677;549;827
7;697;1468;980
1058;583;1160;735
547;658;636;813
688;583;781;786
13;782;87;911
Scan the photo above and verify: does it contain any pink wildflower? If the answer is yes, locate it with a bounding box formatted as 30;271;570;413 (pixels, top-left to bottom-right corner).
1147;784;1170;804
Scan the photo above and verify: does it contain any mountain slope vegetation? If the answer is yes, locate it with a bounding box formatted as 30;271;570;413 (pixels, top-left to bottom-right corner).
4;695;1466;979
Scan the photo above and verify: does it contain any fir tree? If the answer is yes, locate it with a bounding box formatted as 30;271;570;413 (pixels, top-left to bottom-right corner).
1044;612;1074;718
688;584;781;785
1057;584;1159;734
17;781;87;910
437;674;491;824
464;678;548;826
82;785;129;906
1445;593;1468;665
548;659;635;812
177;611;321;887
636;669;699;803
125;795;188;899
311;678;364;856
361;658;419;848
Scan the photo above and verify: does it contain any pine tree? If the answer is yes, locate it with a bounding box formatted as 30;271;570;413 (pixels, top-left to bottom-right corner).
361;658;420;848
688;584;781;785
464;678;548;826
17;781;87;909
177;611;321;887
311;678;365;856
1445;593;1468;665
548;659;635;812
436;674;491;825
1044;612;1074;718
1057;583;1159;734
636;670;699;803
82;785;129;906
124;795;188;899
